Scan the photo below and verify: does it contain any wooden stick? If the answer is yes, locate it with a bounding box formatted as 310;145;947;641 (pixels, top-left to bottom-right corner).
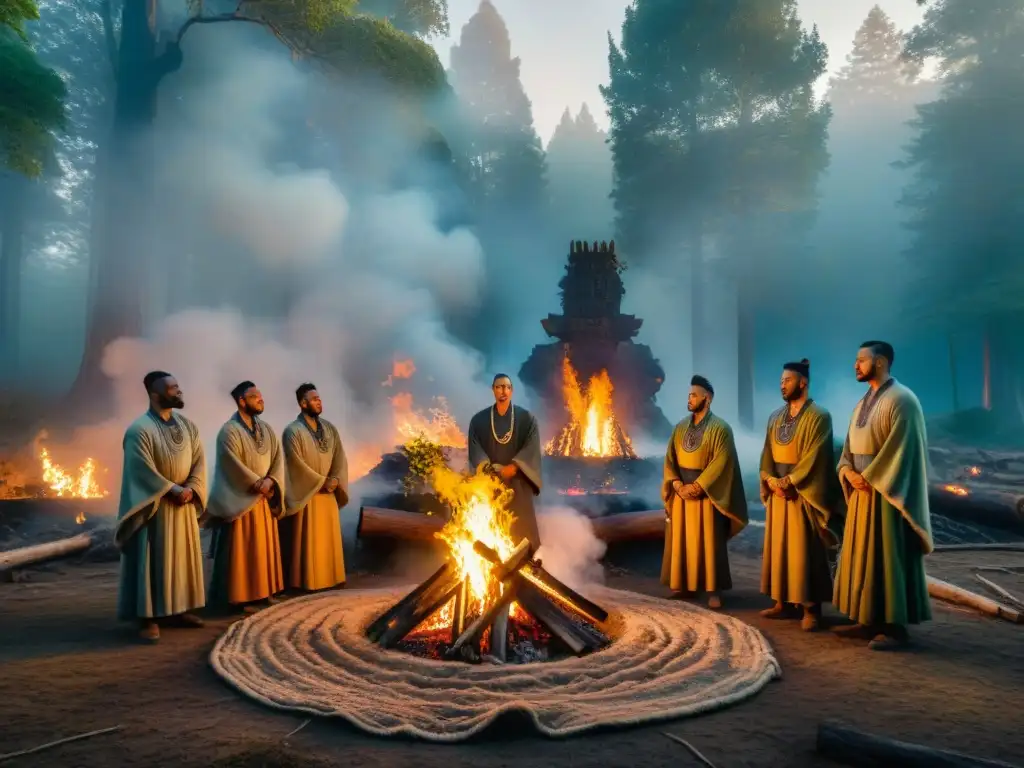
0;532;94;571
933;543;1024;553
364;562;450;642
0;725;122;763
283;719;310;740
377;576;463;648
927;576;1023;624
447;580;520;658
490;602;509;662
974;573;1024;611
662;732;717;768
451;577;469;640
816;720;1018;767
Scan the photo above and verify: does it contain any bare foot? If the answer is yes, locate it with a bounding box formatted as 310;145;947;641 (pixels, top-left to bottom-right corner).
760;602;795;619
868;633;907;651
707;594;722;610
800;613;820;632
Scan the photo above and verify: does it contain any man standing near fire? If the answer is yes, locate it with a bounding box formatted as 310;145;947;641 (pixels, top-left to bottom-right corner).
280;382;349;592
206;380;286;612
661;375;748;609
833;341;933;650
467;374;544;549
758;359;844;631
115;371;207;642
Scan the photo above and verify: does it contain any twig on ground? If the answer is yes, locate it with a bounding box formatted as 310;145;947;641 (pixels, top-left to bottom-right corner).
0;725;122;763
974;573;1024;611
283;719;310;740
662;731;717;767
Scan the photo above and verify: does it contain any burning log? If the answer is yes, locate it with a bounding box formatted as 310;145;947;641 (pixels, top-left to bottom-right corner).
375;572;466;649
816;720;1018;767
0;531;95;572
365;563;451;643
589;508;665;543
356;505;445;542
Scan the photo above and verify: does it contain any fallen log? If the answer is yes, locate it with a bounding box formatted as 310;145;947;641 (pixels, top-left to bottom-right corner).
928;484;1024;533
933;543;1024;553
815;720;1019;767
356;506;445;542
0;532;95;572
927;576;1023;624
588;508;665;543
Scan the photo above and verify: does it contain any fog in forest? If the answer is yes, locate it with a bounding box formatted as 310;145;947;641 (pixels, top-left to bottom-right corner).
2;0;1022;494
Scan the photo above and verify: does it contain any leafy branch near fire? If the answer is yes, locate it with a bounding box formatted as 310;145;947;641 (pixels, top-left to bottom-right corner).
399;435;448;496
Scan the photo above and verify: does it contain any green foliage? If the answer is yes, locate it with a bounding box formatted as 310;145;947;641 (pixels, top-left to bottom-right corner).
0;26;67;178
399;435;447;495
899;0;1024;325
356;0;449;37
0;0;39;41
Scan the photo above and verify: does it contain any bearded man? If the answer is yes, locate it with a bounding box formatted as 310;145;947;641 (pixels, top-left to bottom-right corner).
661;375;748;609
206;381;286;612
758;359;844;631
280;382;348;592
115;371;207;642
467;373;543;549
834;341;933;650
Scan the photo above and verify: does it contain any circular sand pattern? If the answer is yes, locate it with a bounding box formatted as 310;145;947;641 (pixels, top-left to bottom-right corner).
210;586;781;742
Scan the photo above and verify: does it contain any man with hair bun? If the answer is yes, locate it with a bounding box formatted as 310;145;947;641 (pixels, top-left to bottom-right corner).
661;375;748;609
834;340;933;650
758;359;844;631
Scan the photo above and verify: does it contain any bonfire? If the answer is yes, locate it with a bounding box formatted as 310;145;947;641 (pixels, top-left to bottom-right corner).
366;462;609;664
545;357;636;459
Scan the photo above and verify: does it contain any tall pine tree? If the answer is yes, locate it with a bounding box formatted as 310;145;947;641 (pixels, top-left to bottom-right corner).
447;0;546;213
901;0;1024;418
546;103;614;244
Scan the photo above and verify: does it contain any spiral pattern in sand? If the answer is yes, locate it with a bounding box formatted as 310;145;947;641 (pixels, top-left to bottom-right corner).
210;585;781;742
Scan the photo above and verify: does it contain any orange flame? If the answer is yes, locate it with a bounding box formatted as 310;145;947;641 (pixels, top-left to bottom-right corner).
545;357;636;458
382;358;417;387
39;448;108;521
943;483;969;497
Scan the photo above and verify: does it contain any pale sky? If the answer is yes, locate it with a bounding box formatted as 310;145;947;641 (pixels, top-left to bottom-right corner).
431;0;927;143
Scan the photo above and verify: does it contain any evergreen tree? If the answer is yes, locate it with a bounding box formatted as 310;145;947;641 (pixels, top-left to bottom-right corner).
447;0;546;213
828;5;918;113
901;0;1024;416
546;103;614;243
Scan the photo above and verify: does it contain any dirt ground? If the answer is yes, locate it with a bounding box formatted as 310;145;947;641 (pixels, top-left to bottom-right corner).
1;550;1022;768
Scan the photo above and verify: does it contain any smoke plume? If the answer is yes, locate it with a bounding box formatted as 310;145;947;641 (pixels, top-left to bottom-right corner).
536;506;607;587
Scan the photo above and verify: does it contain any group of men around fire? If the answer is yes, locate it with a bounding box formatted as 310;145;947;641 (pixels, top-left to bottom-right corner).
115;339;932;653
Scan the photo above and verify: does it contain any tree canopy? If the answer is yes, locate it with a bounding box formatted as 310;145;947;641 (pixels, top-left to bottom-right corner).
828;5;918;111
0;0;67;177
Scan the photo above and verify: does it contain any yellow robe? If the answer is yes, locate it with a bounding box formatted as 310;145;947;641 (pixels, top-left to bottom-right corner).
759;401;843;606
661;412;748;593
834;379;933;627
280;416;348;591
115;411;207;620
205;414;286;605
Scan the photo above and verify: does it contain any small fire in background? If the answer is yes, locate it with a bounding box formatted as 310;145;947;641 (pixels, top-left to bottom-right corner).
943;483;969;497
967;466;982;477
545;356;636;459
348;357;468;481
39;447;109;523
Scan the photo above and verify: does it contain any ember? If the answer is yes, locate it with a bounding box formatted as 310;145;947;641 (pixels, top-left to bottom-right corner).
545;356;636;459
366;463;609;663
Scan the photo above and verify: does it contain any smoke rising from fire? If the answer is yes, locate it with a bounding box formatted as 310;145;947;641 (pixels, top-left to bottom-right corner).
536;507;607;588
65;30;487;497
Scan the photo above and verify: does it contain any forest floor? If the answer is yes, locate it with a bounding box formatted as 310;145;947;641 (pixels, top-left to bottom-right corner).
1;544;1023;767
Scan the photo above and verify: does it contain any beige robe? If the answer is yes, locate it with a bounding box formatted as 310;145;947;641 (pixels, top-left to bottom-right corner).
834;379;933;626
280;416;348;591
206;414;286;605
661;412;749;593
758;401;843;606
115;411;206;620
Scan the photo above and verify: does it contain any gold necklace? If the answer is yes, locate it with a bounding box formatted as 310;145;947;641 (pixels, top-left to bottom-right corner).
491;404;514;445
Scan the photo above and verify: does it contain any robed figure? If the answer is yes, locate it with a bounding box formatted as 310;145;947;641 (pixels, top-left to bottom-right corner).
280;383;349;592
662;376;748;609
206;381;287;611
834;342;933;650
467;374;543;549
115;372;207;642
759;360;844;631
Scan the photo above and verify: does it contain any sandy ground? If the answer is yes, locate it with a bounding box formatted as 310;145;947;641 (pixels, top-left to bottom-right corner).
1;549;1023;768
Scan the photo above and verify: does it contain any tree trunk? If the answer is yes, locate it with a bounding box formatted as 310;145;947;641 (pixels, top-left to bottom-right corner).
0;174;26;381
65;0;182;412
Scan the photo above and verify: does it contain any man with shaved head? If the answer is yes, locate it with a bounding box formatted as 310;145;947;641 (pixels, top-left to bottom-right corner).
206;381;286;613
467;373;544;549
834;341;933;650
661;375;748;609
115;371;207;642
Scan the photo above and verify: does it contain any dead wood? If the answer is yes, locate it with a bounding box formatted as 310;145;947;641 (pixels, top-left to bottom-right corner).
816;720;1020;767
0;531;94;571
927;576;1023;624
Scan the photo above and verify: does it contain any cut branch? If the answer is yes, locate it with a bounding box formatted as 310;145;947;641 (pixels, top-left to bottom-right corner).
0;532;94;572
927;576;1023;624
